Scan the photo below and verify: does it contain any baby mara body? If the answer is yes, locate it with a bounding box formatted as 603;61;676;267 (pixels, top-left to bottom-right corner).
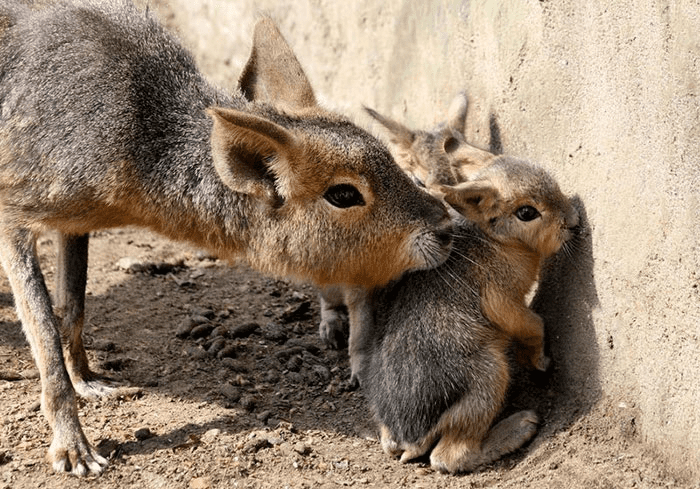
357;156;580;473
0;2;452;476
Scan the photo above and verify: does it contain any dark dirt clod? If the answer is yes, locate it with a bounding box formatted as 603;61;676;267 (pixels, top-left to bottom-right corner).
190;323;215;339
134;428;155;441
228;322;261;338
280;300;312;323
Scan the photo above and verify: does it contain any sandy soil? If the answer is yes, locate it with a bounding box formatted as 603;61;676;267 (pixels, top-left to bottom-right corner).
0;228;690;489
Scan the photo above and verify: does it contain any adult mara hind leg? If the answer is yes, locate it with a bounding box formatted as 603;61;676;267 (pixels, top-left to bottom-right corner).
0;225;108;475
55;233;119;398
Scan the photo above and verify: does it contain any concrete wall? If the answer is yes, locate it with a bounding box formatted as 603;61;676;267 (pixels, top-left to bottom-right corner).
153;0;700;477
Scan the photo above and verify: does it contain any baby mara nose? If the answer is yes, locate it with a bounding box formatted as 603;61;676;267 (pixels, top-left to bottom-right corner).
566;206;581;232
434;225;454;250
429;213;455;264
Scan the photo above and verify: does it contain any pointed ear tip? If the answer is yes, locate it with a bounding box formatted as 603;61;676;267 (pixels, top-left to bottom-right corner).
253;17;283;40
254;17;276;31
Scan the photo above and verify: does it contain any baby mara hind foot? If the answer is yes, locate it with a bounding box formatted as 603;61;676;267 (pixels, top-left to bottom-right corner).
379;411;538;474
429;410;538;473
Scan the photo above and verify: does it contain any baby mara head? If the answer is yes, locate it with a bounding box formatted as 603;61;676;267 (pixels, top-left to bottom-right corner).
365;92;495;190
439;156;580;260
366;93;579;263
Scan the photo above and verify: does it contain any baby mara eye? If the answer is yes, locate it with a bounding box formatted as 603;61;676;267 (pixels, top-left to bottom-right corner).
515;205;541;222
323;184;365;208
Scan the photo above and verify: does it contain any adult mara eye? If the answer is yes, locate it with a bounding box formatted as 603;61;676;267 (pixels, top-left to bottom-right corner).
515;205;541;222
324;184;365;208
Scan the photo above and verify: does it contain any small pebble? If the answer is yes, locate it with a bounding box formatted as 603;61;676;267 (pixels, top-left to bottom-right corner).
190;314;212;325
220;382;241;402
263;323;288;344
256;410;272;423
194;250;217;261
280;301;312;323
135;428;154;441
285;355;303;372
220;358;247;372
275;346;303;362
190;308;216;320
239;395;256;411
190;324;214;339
311;364;331;382
217;345;237;359
211;325;229;338
293;442;311;456
207;338;226;356
189;476;212;489
116;257;148;273
244;437;269;453
200;429;221;444
176;318;196;338
228;322;261;338
186;345;208;360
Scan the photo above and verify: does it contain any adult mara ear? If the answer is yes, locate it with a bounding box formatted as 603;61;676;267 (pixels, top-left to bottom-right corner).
238;18;317;110
439;181;500;222
364;106;416;150
207;107;299;203
445;92;468;135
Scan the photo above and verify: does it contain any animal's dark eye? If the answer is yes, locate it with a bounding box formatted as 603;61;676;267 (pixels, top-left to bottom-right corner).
515;205;540;222
324;184;365;208
443;136;459;153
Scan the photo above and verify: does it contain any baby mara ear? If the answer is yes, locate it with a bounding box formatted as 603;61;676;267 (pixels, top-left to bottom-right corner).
363;106;416;150
445;91;468;137
207;107;300;206
439;181;501;223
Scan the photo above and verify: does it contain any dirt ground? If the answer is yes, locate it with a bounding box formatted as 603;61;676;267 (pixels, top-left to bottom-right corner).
0;227;691;489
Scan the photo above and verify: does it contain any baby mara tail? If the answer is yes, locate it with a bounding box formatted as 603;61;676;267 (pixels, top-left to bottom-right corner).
359;157;579;473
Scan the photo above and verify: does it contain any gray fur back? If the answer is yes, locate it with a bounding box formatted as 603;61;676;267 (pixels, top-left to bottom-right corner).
0;1;236;203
